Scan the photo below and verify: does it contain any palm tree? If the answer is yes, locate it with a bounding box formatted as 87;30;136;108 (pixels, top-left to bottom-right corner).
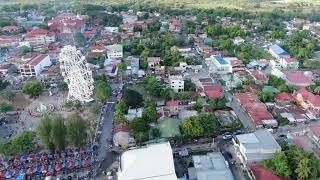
314;86;320;95
295;157;311;180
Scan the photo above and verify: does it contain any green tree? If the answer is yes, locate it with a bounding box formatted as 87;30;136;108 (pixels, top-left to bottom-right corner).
95;80;112;102
74;32;86;47
139;59;148;69
257;92;274;102
123;88;143;107
0;102;14;113
208;98;226;110
37;114;54;151
151;128;161;139
0;90;16;101
0;80;9;91
160;88;175;100
144;75;161;96
184;79;196;91
22;81;43;97
66;114;87;148
0;131;35;155
50;116;67;151
295;157;312;180
262;152;292;177
142;105;157;122
181;117;204;138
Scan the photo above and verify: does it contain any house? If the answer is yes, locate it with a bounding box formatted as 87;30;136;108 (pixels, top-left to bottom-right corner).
307;125;320;148
19;54;52;78
188;152;234;180
0;64;16;77
126;108;143;122
169;75;184;92
0;35;20;48
117;142;178;180
106;44;123;59
0;26;20;32
207;55;232;74
129;56;139;75
233;36;245;45
113;124;135;147
233;129;281;164
166;100;179;115
171;46;192;54
269;44;290;59
275;92;295;103
295;88;320;111
87;44;105;58
25;29;56;46
48;13;85;34
169;19;181;33
283;71;314;87
249;165;283;180
104;27;119;33
279;57;299;70
201;85;224;99
147;57;160;69
248;70;268;84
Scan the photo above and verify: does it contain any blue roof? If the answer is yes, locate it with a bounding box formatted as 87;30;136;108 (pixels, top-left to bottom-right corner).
213;55;228;65
270;44;289;56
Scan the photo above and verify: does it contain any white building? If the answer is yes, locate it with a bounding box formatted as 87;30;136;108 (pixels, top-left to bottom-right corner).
106;44;123;59
280;57;299;70
104;27;119;33
25;29;56;46
233;37;245;45
233;129;281;164
169;75;184;92
188;152;234;180
20;54;52;77
206;55;232;74
117;142;178;180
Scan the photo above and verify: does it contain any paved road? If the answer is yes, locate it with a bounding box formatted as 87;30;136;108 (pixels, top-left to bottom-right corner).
224;91;256;133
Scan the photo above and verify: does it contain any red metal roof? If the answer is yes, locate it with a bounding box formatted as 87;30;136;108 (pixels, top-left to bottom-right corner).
283;57;298;63
250;165;283;180
114;124;130;133
296;88;320;108
26;54;49;66
203;85;223;92
310;125;320;136
166;100;179;107
205;91;224;98
284;71;314;86
275;92;295;102
26;29;55;38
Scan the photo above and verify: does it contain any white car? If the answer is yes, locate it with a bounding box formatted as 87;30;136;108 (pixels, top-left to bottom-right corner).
222;134;233;140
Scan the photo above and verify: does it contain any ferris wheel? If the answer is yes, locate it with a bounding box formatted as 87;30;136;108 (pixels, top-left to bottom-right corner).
59;45;94;103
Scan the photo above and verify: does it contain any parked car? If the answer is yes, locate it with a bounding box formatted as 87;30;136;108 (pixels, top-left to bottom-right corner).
223;134;233;140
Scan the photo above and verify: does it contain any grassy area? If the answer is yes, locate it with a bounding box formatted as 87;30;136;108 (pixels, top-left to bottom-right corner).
1;0;320;12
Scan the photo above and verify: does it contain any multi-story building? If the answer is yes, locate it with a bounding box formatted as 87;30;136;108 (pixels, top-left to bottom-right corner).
207;55;232;74
169;75;184;92
147;57;161;69
106;44;123;59
25;29;56;46
233;129;281;164
280;57;299;70
48;13;85;34
19;54;52;77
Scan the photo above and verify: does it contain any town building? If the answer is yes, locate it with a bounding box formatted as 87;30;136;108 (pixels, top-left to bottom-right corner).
248;69;268;84
117;142;178;180
207;55;232;74
233;36;245;45
113;124;135;147
0;35;21;48
295;88;320;111
283;71;314;87
233;129;281;164
169;75;184;92
147;57;160;69
106;44;123;59
19;54;52;78
188;152;234;180
48;13;85;34
25;29;56;46
269;44;290;59
280;57;299;70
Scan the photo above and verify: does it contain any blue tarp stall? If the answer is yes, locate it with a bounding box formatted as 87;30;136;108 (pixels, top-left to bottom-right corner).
73;148;79;156
61;151;66;158
20;155;28;162
86;147;93;153
16;175;26;180
19;169;26;176
5;169;13;179
48;153;54;159
78;171;88;178
75;160;82;169
33;166;41;175
48;165;54;173
62;160;68;170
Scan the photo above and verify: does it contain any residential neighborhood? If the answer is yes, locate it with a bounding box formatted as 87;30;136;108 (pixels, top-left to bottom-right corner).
0;1;320;180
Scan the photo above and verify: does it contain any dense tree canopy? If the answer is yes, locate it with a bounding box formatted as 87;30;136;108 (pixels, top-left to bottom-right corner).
95;80;112;103
181;114;219;138
0;131;35;155
22;81;43;97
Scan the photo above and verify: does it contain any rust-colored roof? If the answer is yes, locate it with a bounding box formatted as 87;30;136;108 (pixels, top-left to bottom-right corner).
250;165;283;180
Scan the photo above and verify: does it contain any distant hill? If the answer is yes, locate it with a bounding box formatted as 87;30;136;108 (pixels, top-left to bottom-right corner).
1;0;320;12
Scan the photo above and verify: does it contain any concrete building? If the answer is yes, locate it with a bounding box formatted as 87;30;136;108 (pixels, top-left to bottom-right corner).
147;57;160;69
207;55;232;74
117;142;178;180
19;54;52;77
25;29;56;46
269;44;290;59
106;44;123;59
169;75;184;92
280;57;299;70
233;129;281;164
188;152;234;180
